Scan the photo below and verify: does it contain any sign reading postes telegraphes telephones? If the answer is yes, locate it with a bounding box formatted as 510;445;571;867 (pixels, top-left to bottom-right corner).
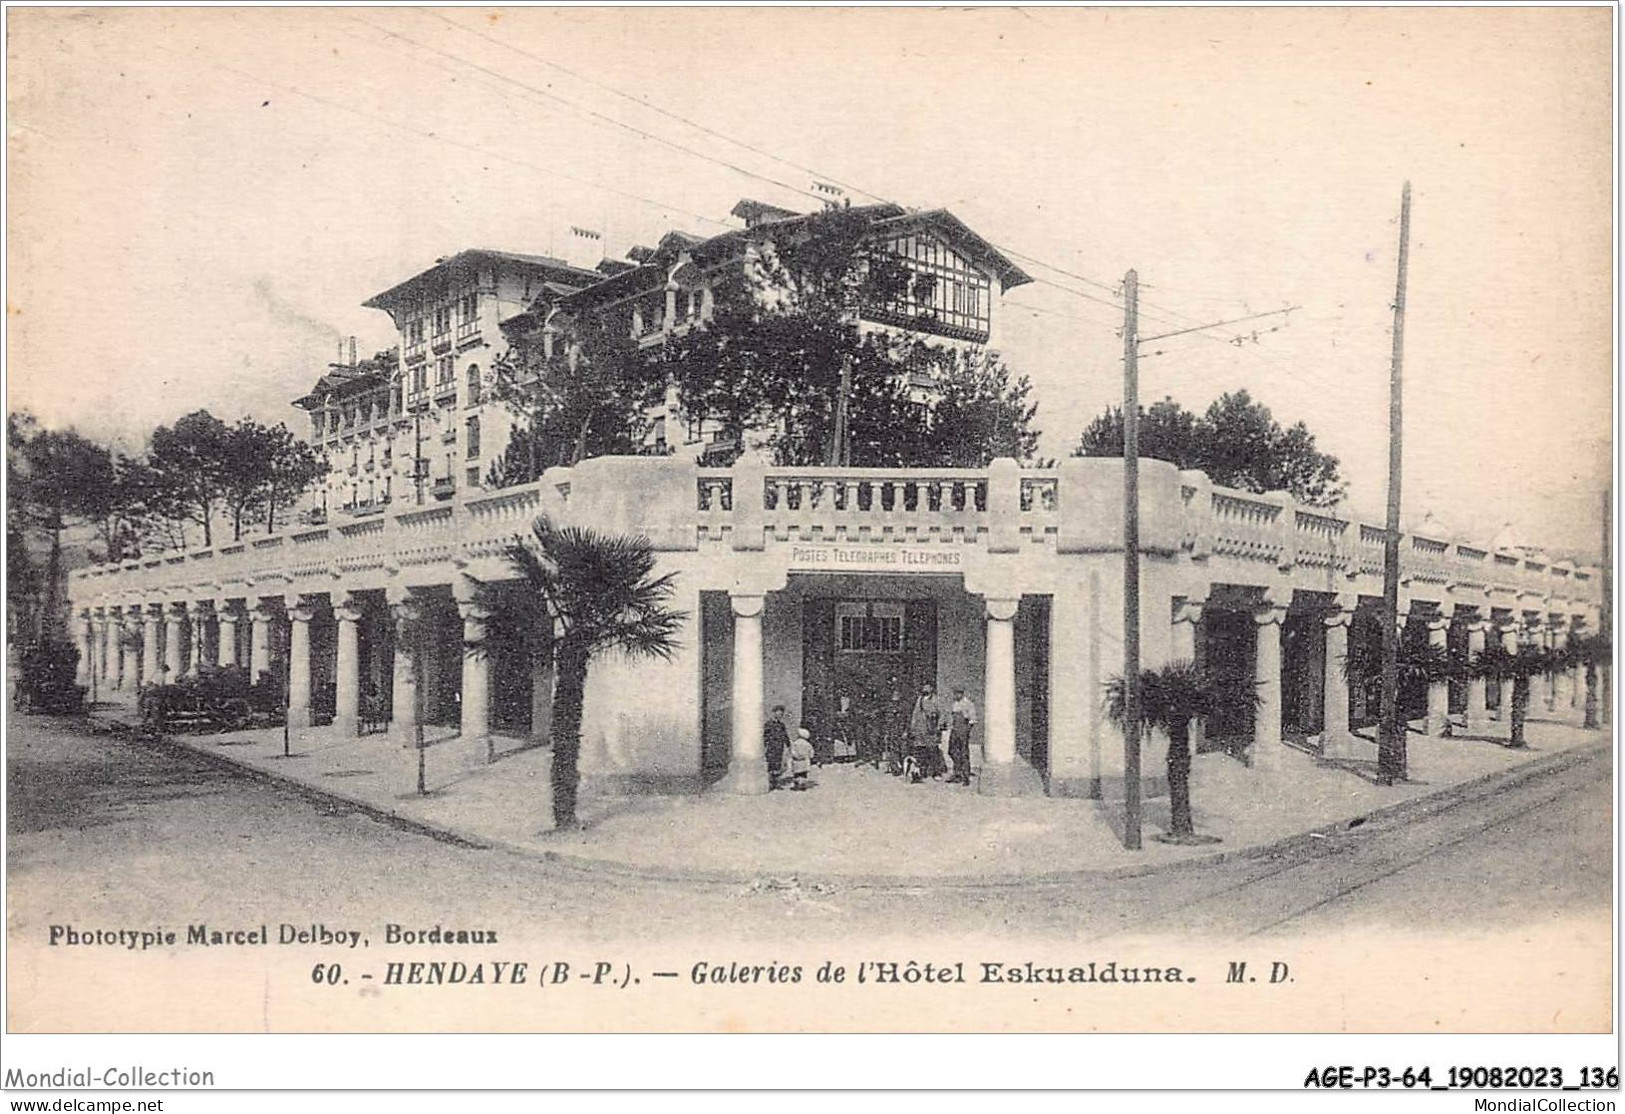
788;544;964;574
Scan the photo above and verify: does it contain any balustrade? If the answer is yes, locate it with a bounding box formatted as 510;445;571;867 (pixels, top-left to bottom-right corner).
68;461;1605;620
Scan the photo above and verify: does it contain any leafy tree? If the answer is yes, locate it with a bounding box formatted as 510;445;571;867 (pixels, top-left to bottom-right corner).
664;207;1038;467
8;414;116;638
1075;398;1203;470
146;410;236;547
255;422;328;534
486;314;661;487
489;516;686;829
911;347;1042;467
1076;390;1345;506
98;454;162;562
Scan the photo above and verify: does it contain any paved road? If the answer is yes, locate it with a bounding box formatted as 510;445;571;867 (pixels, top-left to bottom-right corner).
6;716;1612;943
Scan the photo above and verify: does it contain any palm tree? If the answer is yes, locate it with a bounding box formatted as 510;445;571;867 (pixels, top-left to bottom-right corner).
497;516;686;829
1105;660;1228;845
1468;641;1556;748
1559;631;1610;730
1341;637;1460;734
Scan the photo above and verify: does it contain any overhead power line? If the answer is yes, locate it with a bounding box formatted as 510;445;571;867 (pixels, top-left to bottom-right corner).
390;11;1247;329
150;42;734;234
425;8;891;208
351;13;831;211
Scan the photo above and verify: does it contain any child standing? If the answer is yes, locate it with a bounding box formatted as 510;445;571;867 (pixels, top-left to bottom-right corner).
789;726;816;791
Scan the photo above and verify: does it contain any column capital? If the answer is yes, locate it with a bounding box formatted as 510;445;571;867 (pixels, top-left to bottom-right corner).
334;591;366;624
391;598;424;625
729;592;765;619
286;600;318;624
1253;603;1288;627
1322;607;1353;629
216;598;246;617
1425;615;1451;633
457;601;491;625
451;574;484;607
1173;597;1206;625
185;599;213;616
984;596;1020;623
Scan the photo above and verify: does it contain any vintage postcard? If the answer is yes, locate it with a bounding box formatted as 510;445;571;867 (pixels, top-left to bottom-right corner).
3;2;1615;1077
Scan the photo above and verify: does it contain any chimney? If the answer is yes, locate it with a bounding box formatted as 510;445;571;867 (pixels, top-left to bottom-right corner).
348;336;357;367
564;225;604;270
811;181;845;210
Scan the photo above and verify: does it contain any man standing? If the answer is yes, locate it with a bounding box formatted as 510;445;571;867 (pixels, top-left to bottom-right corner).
908;682;944;780
763;704;791;790
948;686;977;785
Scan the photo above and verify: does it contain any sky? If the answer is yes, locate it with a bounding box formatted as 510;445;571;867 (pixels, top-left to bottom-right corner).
7;6;1614;557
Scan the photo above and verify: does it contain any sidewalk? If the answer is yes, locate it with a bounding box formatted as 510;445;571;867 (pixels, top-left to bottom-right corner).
87;704;1608;886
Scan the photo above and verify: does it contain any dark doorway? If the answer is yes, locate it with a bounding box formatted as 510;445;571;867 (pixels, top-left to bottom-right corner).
802;598;937;757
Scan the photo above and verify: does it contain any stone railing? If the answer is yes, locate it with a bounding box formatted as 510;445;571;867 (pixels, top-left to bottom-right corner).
68;457;1602;617
69;479;553;604
1196;478;1601;614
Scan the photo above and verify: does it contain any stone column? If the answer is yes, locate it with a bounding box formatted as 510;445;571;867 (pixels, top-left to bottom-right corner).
723;592;766;794
185;602;209;678
1171;597;1202;661
107;608;125;689
250;603;276;682
217;601;240;668
980;595;1039;795
96;610;114;690
1322;602;1353;754
1466;620;1489;724
1252;604;1286;770
75;613;94;687
1422;614;1450;736
285;596;315;731
334;593;364;737
457;597;492;762
1173;597;1207;753
142;606;162;687
120;611;142;692
389;594;422;748
162;604;187;683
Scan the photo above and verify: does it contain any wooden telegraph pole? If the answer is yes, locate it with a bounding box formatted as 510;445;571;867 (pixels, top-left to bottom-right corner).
1121;268;1143;850
1378;182;1412;786
830;354;853;466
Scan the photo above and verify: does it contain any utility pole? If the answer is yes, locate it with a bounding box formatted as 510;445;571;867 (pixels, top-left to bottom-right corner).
1378;181;1412;786
830;353;853;466
1121;268;1143;851
1116;278;1296;849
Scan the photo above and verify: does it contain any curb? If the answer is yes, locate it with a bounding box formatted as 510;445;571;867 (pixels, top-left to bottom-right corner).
87;713;492;852
89;711;1610;892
